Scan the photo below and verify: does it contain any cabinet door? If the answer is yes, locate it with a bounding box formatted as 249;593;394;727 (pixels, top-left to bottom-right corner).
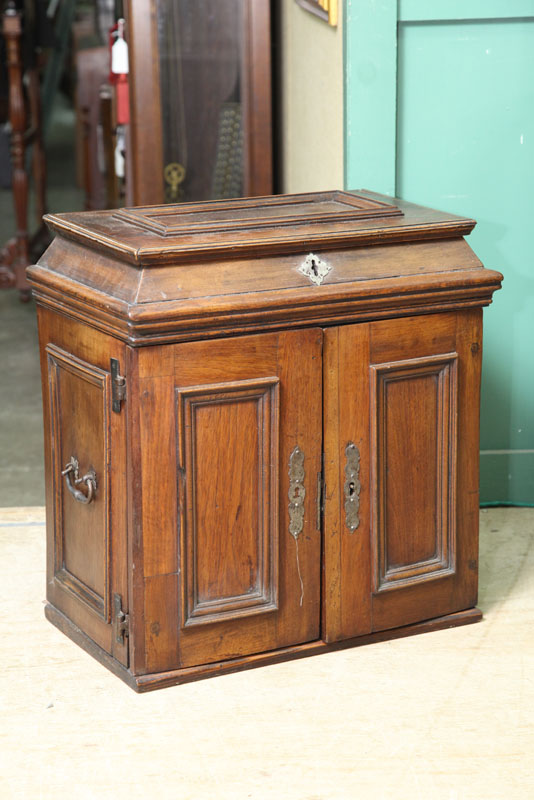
324;311;482;641
39;310;129;666
137;329;322;673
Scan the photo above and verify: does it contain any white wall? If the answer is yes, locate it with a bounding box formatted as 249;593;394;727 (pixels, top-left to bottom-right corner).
279;0;344;193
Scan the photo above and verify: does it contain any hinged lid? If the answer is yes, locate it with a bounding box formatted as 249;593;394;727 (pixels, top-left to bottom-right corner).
28;189;502;346
39;189;478;266
115;191;403;237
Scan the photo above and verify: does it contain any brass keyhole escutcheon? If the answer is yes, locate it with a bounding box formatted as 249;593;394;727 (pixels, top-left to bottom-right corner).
344;443;360;531
298;253;332;286
288;445;306;539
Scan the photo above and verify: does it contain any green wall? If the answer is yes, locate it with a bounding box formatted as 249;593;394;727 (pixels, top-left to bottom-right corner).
344;0;533;504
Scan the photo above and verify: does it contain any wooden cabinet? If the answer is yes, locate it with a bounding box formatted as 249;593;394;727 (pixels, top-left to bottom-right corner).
28;190;502;691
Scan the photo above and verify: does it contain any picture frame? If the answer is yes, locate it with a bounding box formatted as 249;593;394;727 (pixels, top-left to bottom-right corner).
294;0;338;27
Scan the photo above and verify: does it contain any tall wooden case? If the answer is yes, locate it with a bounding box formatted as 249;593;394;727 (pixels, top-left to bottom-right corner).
28;191;502;691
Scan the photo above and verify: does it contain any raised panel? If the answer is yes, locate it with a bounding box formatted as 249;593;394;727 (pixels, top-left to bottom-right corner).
47;345;111;620
177;377;279;627
370;352;458;593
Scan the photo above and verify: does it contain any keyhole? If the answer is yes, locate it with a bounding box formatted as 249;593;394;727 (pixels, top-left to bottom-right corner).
310;258;318;277
348;482;355;496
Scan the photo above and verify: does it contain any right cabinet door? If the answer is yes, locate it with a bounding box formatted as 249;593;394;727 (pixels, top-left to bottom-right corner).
323;310;482;642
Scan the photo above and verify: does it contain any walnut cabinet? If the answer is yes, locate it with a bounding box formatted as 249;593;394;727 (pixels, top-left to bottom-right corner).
28;191;502;691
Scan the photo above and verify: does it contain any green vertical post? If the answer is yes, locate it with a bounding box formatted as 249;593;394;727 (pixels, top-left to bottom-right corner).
344;0;398;196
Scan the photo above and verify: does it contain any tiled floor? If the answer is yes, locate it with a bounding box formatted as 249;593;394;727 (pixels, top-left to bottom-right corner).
1;506;533;799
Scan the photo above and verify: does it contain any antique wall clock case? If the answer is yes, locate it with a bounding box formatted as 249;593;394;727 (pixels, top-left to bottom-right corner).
28;190;502;692
125;0;272;206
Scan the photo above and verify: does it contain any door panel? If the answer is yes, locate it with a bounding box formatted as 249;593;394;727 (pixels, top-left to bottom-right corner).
177;377;279;627
139;329;323;672
324;312;481;640
370;352;457;593
371;313;480;631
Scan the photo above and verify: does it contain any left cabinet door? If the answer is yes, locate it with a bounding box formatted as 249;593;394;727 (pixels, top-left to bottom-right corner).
137;329;323;673
40;311;128;667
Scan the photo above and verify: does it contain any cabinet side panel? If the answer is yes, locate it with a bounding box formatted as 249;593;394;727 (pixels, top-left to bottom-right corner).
47;347;110;619
37;308;128;664
454;309;483;610
323;324;373;642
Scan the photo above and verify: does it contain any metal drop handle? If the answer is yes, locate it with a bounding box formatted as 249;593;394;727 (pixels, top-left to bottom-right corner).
62;456;97;505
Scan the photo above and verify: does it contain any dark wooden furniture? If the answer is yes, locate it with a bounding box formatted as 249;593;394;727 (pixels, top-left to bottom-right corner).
28;190;502;692
74;47;110;212
124;0;272;206
0;1;47;299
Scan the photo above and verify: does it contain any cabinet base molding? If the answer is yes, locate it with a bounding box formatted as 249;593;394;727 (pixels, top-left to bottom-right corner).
45;603;482;693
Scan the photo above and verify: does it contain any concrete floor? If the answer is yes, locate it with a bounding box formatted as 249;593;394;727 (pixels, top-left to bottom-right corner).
0;290;44;505
0;505;533;799
0;97;83;506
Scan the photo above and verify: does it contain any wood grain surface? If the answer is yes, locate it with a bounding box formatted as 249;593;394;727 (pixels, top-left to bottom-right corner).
32;190;501;689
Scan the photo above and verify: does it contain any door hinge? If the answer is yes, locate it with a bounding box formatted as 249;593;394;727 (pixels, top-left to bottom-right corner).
110;358;126;413
316;454;326;531
113;593;129;644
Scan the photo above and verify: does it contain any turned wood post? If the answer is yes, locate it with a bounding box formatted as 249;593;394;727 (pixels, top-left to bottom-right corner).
2;1;31;293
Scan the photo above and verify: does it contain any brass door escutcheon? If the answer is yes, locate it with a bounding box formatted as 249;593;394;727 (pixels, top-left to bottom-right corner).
62;456;97;505
344;442;360;531
288;445;305;539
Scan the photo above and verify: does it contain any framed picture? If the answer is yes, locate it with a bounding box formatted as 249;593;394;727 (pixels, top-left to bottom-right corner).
294;0;338;27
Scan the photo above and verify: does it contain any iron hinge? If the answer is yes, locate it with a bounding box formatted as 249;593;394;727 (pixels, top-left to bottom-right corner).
113;593;129;644
110;358;126;413
316;454;326;531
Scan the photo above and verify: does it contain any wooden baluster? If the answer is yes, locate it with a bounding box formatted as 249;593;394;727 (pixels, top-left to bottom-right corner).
1;2;31;298
28;67;47;228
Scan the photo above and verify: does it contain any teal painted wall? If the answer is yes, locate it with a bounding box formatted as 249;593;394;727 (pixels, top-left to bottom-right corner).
344;1;534;504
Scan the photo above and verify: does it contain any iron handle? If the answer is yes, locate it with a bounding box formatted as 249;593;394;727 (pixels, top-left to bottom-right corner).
62;456;97;505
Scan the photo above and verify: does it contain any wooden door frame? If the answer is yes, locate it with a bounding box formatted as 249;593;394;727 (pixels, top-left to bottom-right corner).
343;0;532;196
